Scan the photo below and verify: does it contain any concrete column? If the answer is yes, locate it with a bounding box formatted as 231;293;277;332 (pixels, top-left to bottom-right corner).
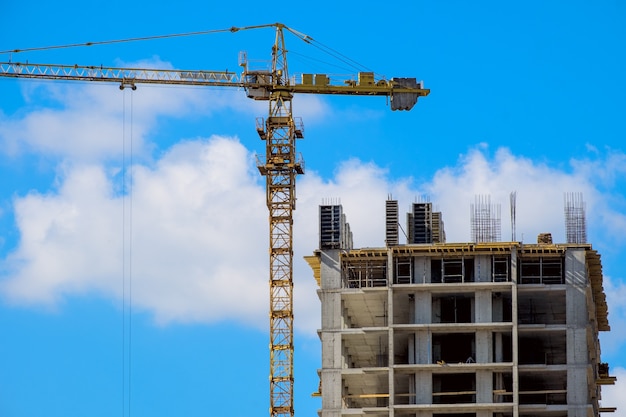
492;293;503;322
319;249;342;288
413;256;430;284
320;369;343;411
566;248;591;414
321;332;343;368
321;330;343;413
475;255;492;282
494;332;503;362
320;292;342;330
387;262;394;414
511;246;519;417
476;370;493;403
320;249;344;416
414;371;432;404
415;330;431;364
475;290;492;323
476;330;492;363
475;289;493;372
431;297;441;323
414;292;431;324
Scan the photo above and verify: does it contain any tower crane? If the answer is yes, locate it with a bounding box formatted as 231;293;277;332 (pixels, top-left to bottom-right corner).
0;23;429;417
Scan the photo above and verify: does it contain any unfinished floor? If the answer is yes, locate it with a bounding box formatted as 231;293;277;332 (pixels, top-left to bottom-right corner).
306;203;616;417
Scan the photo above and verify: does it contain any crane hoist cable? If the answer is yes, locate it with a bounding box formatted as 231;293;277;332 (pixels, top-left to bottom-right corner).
296;37;374;73
0;23;307;56
0;23;374;81
0;28;233;55
121;88;135;417
0;24;287;55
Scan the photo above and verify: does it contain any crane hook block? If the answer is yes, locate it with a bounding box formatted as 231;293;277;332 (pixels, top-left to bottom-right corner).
390;77;421;111
119;79;137;91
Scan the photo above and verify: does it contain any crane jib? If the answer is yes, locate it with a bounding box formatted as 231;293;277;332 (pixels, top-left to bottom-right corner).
0;62;242;87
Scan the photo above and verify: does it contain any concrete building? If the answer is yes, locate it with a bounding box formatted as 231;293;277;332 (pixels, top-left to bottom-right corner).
306;200;616;417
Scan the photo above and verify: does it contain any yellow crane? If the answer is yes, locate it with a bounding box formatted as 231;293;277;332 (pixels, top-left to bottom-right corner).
0;23;429;417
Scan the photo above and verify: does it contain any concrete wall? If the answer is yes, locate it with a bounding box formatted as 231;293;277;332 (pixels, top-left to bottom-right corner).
566;248;592;415
319;249;343;416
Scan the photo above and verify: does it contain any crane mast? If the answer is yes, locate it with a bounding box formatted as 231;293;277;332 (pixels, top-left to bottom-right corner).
261;25;298;417
0;23;429;417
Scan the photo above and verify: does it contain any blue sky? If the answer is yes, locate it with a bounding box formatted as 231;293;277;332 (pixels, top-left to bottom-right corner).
1;1;625;416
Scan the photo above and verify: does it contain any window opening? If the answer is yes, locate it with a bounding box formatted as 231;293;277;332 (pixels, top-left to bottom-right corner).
438;295;473;323
431;259;442;283
493;372;513;403
395;257;412;284
343;259;387;288
432;333;475;364
492;292;512;322
519;333;566;365
492;332;513;363
432;257;475;283
541;259;563;284
443;259;463;283
520;257;564;284
518;293;566;325
493;256;509;282
432;373;476;404
519;372;567;405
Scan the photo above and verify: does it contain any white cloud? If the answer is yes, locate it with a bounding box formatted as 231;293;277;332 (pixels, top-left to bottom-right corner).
0;93;326;164
3;142;626;341
1;136;269;328
3;163;120;303
423;147;596;243
0;57;331;161
296;146;626;248
3;74;216;160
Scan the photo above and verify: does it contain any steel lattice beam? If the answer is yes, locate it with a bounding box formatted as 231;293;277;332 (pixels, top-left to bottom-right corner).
262;63;299;415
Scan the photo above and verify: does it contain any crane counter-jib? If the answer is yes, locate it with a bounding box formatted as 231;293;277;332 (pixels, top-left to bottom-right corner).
285;81;429;111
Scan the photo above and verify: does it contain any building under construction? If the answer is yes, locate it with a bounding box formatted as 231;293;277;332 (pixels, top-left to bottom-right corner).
306;196;616;417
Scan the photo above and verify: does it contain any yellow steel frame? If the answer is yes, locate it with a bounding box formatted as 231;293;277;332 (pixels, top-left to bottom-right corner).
263;26;299;417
